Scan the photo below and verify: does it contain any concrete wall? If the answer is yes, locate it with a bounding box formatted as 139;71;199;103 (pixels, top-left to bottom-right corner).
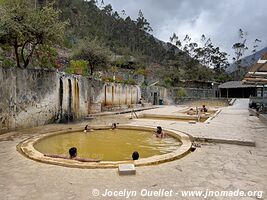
0;66;221;133
141;86;217;105
168;87;217;104
58;74;89;121
101;83;141;106
0;68;58;133
0;67;90;133
170;87;216;98
0;67;144;132
141;86;171;105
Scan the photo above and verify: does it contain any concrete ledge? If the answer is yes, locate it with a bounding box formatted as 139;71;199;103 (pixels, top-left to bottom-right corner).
249;108;267;125
229;98;236;106
138;113;209;122
204;109;222;124
85;106;159;119
194;136;255;147
118;164;136;175
17;125;192;169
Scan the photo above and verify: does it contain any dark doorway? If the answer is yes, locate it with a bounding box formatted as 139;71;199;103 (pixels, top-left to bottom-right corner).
63;79;73;122
104;85;107;106
59;79;63;108
74;80;80;115
220;88;257;98
153;92;158;105
57;78;64;122
68;79;72;113
112;85;114;105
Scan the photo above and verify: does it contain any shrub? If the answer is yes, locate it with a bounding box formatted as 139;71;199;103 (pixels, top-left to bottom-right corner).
177;87;187;97
66;60;89;75
34;45;58;68
135;68;146;75
125;78;137;85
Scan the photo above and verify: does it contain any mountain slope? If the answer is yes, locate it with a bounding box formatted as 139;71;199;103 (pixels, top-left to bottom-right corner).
32;0;232;84
227;46;267;73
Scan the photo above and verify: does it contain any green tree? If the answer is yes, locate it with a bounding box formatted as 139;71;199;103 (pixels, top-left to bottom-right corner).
251;39;261;64
232;29;248;65
0;0;66;68
72;38;112;75
170;33;230;82
136;10;152;32
66;60;89;75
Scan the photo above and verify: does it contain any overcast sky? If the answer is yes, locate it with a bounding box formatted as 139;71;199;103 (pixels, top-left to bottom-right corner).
100;0;267;59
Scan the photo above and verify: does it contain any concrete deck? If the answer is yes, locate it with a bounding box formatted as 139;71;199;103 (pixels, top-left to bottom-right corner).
131;99;258;144
0;99;266;200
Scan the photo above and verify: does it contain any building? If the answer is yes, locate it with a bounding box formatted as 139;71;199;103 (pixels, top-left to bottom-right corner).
243;53;267;111
218;81;257;98
243;52;267;98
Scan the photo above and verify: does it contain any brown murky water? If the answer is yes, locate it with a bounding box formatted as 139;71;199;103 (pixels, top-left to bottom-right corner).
34;129;182;161
180;110;217;116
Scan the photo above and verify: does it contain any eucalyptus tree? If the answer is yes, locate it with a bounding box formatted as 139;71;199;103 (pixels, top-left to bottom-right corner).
170;33;230;82
232;29;248;69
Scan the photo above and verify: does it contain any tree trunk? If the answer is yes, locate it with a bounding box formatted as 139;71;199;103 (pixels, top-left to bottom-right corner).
21;42;37;68
90;64;93;76
21;41;28;68
14;42;21;68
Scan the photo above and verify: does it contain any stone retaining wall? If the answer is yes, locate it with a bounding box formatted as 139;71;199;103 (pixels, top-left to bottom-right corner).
0;67;90;133
0;68;143;133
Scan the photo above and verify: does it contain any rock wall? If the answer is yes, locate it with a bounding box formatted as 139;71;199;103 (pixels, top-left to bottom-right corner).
0;67;144;133
0;66;220;133
141;86;171;105
169;87;217;104
0;68;59;133
0;67;90;133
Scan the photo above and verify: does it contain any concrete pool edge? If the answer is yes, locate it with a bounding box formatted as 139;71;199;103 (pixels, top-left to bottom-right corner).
17;125;192;169
135;109;222;123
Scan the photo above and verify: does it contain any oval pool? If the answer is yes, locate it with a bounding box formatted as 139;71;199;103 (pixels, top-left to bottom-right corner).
34;129;182;161
18;125;192;168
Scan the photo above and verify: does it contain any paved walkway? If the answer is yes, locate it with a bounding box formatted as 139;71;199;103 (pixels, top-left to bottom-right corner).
0;99;266;200
131;99;257;143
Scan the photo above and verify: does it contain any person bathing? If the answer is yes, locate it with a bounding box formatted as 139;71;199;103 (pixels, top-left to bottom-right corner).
154;126;165;138
44;147;100;162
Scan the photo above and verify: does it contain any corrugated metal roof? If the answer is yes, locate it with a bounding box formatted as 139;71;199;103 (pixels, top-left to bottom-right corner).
243;53;267;85
218;81;256;89
247;62;267;74
261;52;267;60
244;53;267;84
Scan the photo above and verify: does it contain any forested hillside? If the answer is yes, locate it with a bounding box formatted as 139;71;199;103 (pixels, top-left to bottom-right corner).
0;0;232;86
57;0;168;63
57;0;232;83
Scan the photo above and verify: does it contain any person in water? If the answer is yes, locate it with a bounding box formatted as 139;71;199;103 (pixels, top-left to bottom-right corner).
187;108;195;115
200;105;208;112
111;123;118;130
154;126;164;138
69;147;77;158
84;125;93;132
132;151;139;160
44;147;100;162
